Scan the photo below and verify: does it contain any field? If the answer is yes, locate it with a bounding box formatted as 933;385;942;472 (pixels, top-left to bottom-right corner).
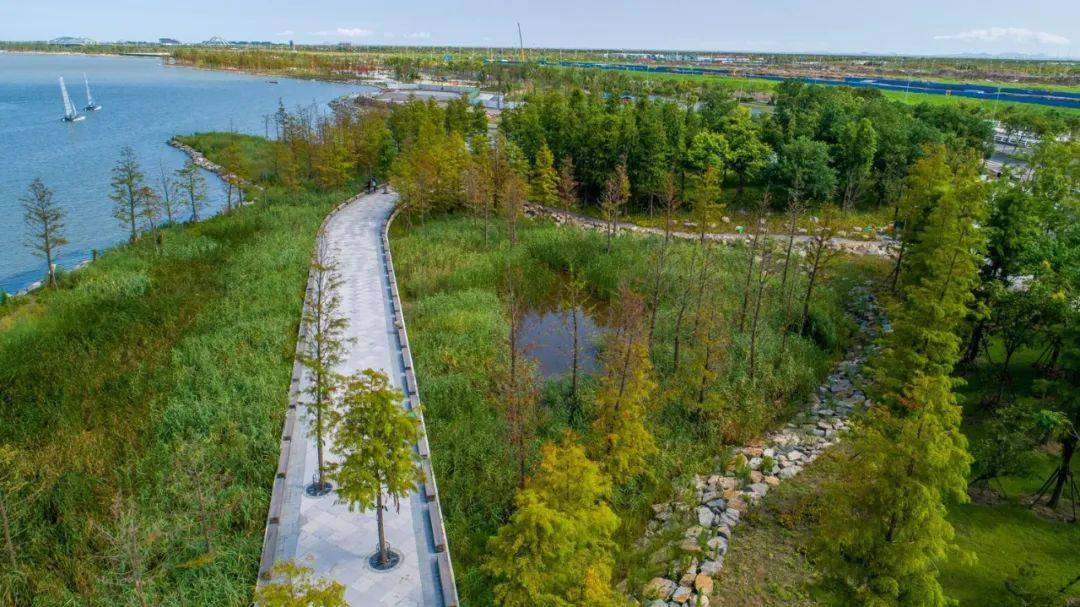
0;137;354;605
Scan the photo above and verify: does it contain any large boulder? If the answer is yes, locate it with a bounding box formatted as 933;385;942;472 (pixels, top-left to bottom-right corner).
695;573;714;595
697;506;716;528
643;577;677;601
699;559;724;575
672;585;693;604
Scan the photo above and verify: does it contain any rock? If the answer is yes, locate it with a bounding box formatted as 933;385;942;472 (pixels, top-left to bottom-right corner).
696;595;711;607
779;465;802;479
697;506;716;527
746;446;764;457
788;449;805;461
680;538;703;553
646;601;668;607
706;498;727;514
749;470;764;484
747;482;769;498
672;586;693;604
728;497;747;514
717;476;739;491
764;475;780;487
748;456;763;470
707;535;728;555
695;573;714;595
715;523;731;539
643;578;677;601
699;559;724;575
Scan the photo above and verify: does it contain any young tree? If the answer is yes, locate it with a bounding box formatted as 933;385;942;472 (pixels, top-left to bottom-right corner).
485;436;621;607
556;155;579;211
110;146;147;242
158;163;179;224
499;269;540;488
327;369;421;569
0;446;25;568
590;288;657;484
530;141;559;207
136;186;162;233
99;495;157;607
600;163;630;253
298;238;349;496
647;174;680;351
799;206;842;337
176;159;208;221
20;178;67;288
219;142;245;211
776;190;805;365
174;445;228;555
561;265;593;414
255;561;346;607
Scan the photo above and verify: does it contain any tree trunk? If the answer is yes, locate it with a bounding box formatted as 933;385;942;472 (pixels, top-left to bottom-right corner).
376;490;389;565
800;251;821;336
961;318;987;366
570;308;580;410
1047;435;1076;509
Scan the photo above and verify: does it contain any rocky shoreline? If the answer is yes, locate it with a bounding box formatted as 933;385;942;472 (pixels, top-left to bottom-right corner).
637;287;885;606
524;203;896;258
168;138;261;199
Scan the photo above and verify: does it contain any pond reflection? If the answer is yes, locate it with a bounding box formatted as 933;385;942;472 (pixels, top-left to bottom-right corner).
517;305;608;379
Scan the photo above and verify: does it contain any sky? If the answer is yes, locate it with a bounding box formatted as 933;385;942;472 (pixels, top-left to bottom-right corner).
2;0;1078;57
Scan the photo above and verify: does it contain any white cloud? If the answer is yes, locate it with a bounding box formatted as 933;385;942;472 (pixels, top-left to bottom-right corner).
313;27;373;38
934;27;1070;45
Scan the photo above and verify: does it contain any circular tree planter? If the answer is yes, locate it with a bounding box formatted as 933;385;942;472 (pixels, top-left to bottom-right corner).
305;479;333;497
368;547;403;571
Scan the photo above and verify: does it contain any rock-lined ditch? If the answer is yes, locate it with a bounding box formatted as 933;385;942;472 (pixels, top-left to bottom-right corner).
524;204;896;258
636;287;885;607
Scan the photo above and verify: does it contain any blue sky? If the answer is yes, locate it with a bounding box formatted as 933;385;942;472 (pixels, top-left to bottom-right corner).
3;0;1078;57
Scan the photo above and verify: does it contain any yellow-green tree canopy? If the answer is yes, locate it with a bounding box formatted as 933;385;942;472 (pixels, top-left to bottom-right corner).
530;142;559;207
485;436;622;607
255;561;346;607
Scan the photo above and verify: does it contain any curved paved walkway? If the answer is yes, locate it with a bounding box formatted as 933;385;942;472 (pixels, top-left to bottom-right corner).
263;191;455;606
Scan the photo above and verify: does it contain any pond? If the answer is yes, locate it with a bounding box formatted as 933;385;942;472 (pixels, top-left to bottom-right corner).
517;299;610;380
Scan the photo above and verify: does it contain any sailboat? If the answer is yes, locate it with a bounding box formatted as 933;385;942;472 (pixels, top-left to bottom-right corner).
59;77;84;122
83;73;102;111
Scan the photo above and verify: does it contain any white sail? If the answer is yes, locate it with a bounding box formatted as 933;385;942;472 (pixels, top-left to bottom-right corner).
59;77;76;119
83;73;94;107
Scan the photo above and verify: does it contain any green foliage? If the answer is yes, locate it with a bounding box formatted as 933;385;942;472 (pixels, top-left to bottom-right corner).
328;370;422;516
530;142;559;206
484;436;621;607
254;561;346;607
0;136;352;604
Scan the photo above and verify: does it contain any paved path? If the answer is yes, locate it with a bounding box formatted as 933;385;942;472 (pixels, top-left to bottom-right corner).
268;191;449;606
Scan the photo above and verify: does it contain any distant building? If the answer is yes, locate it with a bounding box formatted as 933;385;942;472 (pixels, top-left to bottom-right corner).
159;38;182;46
49;37;94;46
200;37;229;47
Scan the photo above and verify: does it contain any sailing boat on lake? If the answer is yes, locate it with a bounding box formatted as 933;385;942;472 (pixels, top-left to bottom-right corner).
59;77;84;122
83;73;102;111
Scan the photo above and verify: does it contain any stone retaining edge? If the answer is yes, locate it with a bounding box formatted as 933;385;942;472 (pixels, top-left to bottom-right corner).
383;205;460;607
257;193;365;585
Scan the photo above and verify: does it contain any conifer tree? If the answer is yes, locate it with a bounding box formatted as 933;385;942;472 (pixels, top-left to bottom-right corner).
110;146;147;242
590;288;657;484
20;178;67;288
485;436;620;607
328;369;421;569
175;159;207;221
530;142;559;207
557;155;579;211
255;561;346;607
299;238;349;496
600;163;630;253
814;145;986;606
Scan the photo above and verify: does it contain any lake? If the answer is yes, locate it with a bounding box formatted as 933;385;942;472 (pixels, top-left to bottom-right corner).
0;52;372;294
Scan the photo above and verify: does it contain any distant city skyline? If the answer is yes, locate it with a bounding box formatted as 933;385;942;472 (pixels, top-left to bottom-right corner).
2;0;1078;58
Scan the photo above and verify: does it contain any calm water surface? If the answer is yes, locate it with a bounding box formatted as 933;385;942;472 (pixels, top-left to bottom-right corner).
0;52;372;293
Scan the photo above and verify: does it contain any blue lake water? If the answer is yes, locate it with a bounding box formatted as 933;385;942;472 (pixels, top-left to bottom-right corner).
0;52;372;294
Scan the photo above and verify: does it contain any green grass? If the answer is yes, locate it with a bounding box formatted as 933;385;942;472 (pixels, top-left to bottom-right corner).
175;133;278;182
390;213;867;604
0;138;354;605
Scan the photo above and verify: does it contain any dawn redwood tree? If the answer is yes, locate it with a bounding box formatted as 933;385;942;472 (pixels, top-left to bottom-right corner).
328;369;421;569
799;206;842;337
814;145;986;605
647;174;680;351
590;287;657;484
484;436;621;607
255;561;346;607
219;142;244;211
175;158;208;221
561;265;593;415
110;146;147;242
299;238;349;496
530;141;559;207
498;268;539;488
20;178;67;288
157;163;178;223
556;155;579;211
600;163;630;253
776;190;805;365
